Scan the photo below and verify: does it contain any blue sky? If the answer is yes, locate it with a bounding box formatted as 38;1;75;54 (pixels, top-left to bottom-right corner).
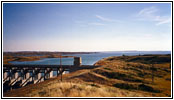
3;3;172;52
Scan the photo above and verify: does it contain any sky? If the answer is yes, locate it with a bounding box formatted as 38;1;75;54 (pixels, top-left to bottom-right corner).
3;3;172;52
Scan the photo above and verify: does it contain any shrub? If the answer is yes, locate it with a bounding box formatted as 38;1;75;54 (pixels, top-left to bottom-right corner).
138;84;161;93
104;67;112;70
113;83;137;90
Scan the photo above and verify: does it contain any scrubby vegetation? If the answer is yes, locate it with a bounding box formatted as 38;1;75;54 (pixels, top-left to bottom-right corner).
4;54;171;97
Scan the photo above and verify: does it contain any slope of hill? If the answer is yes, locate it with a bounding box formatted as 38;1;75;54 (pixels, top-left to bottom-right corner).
4;54;171;97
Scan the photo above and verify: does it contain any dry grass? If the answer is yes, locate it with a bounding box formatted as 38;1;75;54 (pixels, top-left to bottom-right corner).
94;55;171;97
4;54;171;97
6;81;151;97
29;82;118;97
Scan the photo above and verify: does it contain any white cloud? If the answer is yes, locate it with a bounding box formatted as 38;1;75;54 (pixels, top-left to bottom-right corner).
156;17;171;26
96;15;112;22
136;6;171;26
95;15;122;23
75;15;121;26
138;6;158;16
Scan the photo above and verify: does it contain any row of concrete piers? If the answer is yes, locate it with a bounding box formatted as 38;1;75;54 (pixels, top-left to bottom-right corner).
3;57;82;92
3;65;68;91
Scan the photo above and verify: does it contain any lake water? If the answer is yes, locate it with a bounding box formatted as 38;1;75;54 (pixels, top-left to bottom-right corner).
10;51;171;65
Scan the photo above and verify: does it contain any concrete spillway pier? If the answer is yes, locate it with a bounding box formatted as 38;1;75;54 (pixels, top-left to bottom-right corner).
3;65;69;91
3;57;100;92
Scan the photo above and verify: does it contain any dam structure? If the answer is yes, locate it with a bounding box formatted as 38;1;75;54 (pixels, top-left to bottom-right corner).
3;57;99;92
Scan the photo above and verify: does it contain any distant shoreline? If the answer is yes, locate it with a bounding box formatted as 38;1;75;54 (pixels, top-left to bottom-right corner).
3;51;98;56
3;51;171;65
3;52;96;64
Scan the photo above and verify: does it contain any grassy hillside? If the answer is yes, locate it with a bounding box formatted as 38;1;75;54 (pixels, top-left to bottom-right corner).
4;54;171;97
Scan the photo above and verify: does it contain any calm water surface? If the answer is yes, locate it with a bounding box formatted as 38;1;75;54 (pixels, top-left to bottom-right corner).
10;51;170;65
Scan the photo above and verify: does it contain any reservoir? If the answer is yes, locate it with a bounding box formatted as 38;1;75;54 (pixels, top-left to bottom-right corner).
10;51;171;65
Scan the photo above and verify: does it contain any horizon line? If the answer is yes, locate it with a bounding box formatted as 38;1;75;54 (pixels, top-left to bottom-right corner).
3;50;171;52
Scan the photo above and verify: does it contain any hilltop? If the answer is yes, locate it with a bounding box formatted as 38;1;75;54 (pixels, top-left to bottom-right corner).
4;54;171;97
